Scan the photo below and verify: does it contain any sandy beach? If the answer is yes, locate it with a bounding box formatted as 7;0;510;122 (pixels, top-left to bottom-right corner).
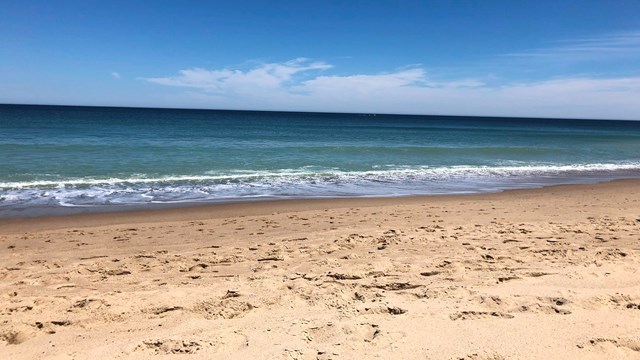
1;180;640;359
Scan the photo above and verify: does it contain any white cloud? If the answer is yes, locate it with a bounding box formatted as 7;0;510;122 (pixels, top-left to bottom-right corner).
142;59;640;120
142;58;332;94
111;72;121;79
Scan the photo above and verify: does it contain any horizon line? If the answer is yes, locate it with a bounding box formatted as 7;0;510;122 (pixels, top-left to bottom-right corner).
0;102;636;123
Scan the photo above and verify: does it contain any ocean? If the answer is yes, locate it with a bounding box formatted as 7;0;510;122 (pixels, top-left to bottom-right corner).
1;104;640;218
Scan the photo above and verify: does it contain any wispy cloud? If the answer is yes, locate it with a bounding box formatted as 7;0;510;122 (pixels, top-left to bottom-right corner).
111;72;121;79
505;31;640;62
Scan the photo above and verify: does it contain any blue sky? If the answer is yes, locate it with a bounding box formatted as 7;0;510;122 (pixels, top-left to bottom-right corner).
1;1;640;119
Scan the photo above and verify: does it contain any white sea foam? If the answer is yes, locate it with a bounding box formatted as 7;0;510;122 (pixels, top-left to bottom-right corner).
1;163;639;214
2;162;640;190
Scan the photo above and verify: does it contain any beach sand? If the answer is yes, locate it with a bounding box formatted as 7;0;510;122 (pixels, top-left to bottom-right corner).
1;180;640;359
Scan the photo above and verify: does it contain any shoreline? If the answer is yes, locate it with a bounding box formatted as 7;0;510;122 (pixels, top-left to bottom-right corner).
4;166;640;222
1;178;639;234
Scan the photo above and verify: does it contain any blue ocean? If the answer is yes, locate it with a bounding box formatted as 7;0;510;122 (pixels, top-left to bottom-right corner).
2;104;640;217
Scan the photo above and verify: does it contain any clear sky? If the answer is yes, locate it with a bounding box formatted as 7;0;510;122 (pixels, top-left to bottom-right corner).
2;0;640;119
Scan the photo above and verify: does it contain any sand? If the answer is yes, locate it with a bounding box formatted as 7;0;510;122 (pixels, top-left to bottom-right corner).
1;180;640;359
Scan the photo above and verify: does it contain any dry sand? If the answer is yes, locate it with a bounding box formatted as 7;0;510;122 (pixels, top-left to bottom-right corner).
1;180;640;359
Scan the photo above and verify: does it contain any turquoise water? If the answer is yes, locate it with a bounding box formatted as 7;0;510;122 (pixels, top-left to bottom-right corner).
2;104;640;217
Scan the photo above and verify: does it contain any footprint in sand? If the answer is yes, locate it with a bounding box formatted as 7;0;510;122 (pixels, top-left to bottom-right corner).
449;311;514;321
0;330;31;345
136;339;204;354
303;322;380;343
453;353;507;360
577;338;640;356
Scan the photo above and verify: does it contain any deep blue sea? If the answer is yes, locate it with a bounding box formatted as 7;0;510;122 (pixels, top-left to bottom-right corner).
2;104;640;217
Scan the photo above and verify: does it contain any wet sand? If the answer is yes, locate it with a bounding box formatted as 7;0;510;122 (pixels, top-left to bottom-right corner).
1;180;640;359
